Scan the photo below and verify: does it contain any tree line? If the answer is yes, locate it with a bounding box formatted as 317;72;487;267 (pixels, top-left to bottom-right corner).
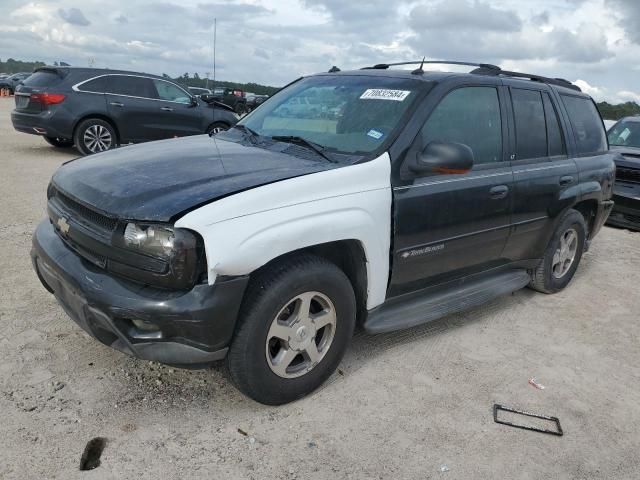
0;58;279;96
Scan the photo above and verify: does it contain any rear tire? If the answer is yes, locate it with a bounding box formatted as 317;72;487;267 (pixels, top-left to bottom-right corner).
227;254;356;405
74;119;117;156
44;136;74;148
529;209;587;294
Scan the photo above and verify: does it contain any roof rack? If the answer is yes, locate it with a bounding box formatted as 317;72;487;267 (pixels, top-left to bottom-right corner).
361;60;581;92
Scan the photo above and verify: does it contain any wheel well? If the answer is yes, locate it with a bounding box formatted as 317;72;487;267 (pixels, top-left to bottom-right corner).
251;240;369;325
73;115;120;144
573;200;598;237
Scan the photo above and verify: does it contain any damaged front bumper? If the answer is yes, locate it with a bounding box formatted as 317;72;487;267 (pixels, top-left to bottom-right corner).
31;220;249;368
607;182;640;231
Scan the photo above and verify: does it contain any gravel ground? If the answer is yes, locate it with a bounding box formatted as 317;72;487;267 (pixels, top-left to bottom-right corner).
1;97;640;479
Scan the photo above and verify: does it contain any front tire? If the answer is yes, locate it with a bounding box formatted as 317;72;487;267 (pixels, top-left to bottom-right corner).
74;119;117;156
207;122;229;135
44;136;74;148
529;209;587;294
227;255;356;405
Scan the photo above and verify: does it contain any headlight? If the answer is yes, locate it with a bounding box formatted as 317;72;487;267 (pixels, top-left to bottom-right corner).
124;223;176;258
115;223;204;289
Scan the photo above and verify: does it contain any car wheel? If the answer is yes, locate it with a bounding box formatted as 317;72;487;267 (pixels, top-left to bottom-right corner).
74;119;117;156
207;122;229;135
227;254;356;405
44;136;74;148
529;209;587;294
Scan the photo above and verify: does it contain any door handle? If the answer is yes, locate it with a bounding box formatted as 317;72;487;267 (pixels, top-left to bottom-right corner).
161;107;173;112
489;185;509;199
109;101;124;107
559;175;574;186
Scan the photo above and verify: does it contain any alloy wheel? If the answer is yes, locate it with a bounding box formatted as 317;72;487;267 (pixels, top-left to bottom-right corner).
265;291;337;379
552;228;578;279
83;124;112;153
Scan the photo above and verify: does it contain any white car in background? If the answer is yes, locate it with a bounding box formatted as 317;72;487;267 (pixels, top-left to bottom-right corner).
604;119;617;131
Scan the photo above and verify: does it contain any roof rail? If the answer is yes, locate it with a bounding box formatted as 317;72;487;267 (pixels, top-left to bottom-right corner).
360;60;581;92
471;66;581;91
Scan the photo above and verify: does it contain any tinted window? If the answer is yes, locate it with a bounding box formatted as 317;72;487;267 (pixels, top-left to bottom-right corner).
543;93;566;157
608;119;640;148
153;80;191;104
420;86;502;165
561;95;607;154
512;89;547;160
106;75;157;99
22;71;62;87
77;76;107;93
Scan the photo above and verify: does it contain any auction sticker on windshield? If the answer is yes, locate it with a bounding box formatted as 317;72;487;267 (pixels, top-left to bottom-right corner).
360;89;411;101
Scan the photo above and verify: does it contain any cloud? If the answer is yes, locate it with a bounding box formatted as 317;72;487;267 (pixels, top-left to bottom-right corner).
254;47;270;60
0;0;637;104
58;7;90;26
575;79;604;97
410;0;522;32
606;0;640;44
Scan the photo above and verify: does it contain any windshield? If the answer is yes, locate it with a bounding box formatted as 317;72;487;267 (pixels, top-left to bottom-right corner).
239;75;426;155
608;119;640;148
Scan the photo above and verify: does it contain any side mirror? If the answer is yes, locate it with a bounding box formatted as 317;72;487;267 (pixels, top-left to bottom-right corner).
408;141;474;175
190;96;198;106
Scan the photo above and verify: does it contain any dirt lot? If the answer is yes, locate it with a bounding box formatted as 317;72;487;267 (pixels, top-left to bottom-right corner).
1;96;639;479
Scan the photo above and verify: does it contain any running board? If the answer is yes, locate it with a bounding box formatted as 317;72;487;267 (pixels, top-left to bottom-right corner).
364;269;531;334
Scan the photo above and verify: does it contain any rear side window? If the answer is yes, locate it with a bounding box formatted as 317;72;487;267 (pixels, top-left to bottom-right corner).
152;80;191;104
421;86;502;165
511;89;547;160
561;95;607;155
542;93;566;157
22;70;63;87
77;76;107;93
106;75;157;99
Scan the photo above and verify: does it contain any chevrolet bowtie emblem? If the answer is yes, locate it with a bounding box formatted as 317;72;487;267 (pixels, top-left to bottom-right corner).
57;217;70;235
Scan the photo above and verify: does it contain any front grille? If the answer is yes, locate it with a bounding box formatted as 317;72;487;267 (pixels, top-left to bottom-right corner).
617;167;640;184
53;189;118;232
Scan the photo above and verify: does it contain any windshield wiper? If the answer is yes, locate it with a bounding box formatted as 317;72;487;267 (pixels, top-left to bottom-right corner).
231;124;260;143
271;135;337;163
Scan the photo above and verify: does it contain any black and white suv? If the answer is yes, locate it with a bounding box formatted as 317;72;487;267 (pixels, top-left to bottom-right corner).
11;67;239;155
31;61;616;405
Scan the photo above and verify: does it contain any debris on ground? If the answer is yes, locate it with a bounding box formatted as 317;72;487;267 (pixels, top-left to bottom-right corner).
493;404;563;436
528;378;546;390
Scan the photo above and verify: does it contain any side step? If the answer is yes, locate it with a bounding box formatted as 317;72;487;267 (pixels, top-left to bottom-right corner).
364;269;531;334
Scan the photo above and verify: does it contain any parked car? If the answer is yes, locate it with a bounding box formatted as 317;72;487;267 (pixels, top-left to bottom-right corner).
0;72;31;93
211;86;247;114
246;94;269;112
31;61;615;405
187;86;212;98
604;119;617;131
605;117;640;230
11;67;239;155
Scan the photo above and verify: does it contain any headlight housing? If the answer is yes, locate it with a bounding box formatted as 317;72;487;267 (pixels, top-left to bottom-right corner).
124;223;176;258
112;223;204;289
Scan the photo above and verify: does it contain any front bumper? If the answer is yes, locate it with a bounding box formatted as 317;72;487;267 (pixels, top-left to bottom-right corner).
32;220;249;368
607;182;640;231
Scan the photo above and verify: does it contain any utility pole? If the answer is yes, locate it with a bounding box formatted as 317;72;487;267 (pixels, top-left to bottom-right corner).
213;18;217;87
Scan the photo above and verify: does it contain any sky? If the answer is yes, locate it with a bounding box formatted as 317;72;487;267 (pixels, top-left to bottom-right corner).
1;0;640;103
